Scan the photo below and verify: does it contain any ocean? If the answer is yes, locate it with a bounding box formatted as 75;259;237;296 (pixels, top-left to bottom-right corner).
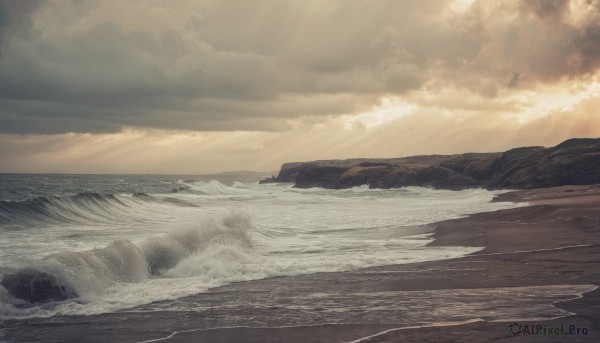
0;172;524;321
3;173;591;342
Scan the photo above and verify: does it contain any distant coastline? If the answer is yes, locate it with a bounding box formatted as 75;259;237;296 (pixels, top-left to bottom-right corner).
260;138;600;190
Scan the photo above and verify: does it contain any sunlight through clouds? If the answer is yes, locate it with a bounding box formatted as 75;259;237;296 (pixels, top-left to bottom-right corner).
0;0;599;173
450;0;476;14
512;78;600;123
343;97;417;130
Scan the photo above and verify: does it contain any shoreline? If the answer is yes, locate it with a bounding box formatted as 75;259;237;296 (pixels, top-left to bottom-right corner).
0;185;599;342
361;184;600;342
166;185;600;342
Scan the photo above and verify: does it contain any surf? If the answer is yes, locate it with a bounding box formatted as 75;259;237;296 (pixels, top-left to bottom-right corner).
0;213;254;315
0;178;526;319
0;192;157;226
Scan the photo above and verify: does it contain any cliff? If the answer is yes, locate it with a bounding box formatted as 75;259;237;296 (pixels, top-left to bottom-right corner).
260;138;600;190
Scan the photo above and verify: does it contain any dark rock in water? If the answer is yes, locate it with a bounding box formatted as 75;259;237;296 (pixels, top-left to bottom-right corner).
1;268;77;304
257;175;277;184
260;138;600;190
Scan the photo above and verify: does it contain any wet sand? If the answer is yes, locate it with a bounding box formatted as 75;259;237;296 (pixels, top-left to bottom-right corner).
160;185;600;342
1;185;599;342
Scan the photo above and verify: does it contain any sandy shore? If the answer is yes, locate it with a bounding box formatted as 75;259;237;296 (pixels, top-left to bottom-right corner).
359;184;600;342
1;185;599;342
170;185;600;342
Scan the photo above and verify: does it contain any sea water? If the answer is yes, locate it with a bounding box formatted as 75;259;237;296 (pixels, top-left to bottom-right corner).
0;173;524;319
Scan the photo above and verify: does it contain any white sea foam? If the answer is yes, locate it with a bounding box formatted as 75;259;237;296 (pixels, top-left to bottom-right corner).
0;183;526;319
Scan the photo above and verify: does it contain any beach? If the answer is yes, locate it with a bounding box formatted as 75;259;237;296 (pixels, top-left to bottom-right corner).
1;184;598;342
3;1;599;341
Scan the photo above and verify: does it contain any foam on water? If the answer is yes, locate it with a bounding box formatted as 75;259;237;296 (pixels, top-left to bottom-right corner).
135;284;598;328
0;180;526;319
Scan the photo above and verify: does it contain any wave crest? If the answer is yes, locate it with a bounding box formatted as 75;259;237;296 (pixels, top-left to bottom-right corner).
0;192;140;226
0;213;254;310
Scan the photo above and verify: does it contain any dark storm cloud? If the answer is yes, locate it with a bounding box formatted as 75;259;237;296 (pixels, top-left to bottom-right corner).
0;0;41;49
0;0;599;134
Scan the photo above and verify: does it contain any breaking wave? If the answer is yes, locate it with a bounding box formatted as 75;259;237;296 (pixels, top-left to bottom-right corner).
0;192;197;226
182;180;252;196
0;193;143;226
0;182;526;320
0;213;253;316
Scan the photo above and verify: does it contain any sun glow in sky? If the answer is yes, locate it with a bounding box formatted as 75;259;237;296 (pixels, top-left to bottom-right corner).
450;0;476;13
0;0;599;173
513;79;600;123
343;97;417;130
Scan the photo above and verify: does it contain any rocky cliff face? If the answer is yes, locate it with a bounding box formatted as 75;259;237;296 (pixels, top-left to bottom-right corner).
488;138;600;189
261;138;600;190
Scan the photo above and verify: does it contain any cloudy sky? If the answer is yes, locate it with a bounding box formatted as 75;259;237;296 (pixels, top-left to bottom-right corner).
1;0;599;174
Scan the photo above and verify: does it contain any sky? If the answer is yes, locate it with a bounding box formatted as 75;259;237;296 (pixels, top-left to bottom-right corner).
0;0;599;174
